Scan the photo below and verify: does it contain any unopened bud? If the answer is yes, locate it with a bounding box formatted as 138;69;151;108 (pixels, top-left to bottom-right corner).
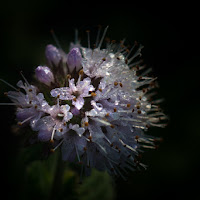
35;66;54;86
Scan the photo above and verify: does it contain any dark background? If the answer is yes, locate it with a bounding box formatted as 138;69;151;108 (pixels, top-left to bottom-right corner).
1;1;199;199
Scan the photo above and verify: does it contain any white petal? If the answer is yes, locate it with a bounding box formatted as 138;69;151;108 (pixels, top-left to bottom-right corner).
73;97;84;110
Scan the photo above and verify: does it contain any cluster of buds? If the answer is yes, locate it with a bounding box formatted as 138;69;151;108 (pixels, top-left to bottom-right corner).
0;27;167;178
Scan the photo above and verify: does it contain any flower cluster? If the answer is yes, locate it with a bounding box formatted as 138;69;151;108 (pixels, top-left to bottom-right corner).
1;27;167;178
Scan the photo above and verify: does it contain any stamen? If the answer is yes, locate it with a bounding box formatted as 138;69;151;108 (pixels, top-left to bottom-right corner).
75;143;81;163
98;26;109;49
95;25;102;47
86;30;90;48
84;122;89;126
50;126;56;143
20;71;30;86
114;82;118;86
50;139;64;152
127;104;131;108
91;92;96;97
18;116;33;126
50;29;62;50
0;79;18;91
0;103;20;106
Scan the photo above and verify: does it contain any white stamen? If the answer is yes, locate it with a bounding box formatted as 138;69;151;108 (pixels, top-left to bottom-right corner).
18;116;34;125
20;71;30;86
0;103;20;105
0;79;18;91
75;143;80;162
98;26;109;49
51;126;56;142
50;29;62;50
52;139;64;151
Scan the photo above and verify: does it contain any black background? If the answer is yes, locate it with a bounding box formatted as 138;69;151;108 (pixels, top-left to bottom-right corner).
1;1;199;199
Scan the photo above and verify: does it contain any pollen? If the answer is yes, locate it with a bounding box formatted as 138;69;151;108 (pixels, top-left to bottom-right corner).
106;113;110;117
79;69;84;76
91;92;97;97
50;139;54;143
84;122;89;126
110;124;115;128
18;122;22;126
66;74;71;79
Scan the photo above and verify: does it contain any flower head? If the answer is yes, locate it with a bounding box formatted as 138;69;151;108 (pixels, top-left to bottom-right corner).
0;27;167;178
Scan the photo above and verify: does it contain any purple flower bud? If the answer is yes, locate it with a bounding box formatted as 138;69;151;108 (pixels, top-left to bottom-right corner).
45;44;62;67
35;66;54;86
67;48;82;72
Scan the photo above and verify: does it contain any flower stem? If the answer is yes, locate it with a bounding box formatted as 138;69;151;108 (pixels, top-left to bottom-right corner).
49;150;65;200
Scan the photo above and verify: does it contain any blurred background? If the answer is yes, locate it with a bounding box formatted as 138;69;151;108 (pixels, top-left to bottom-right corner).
1;1;199;199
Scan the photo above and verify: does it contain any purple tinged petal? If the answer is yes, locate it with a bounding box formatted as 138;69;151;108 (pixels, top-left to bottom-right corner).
67;48;82;72
38;129;52;142
45;44;62;67
35;66;54;86
71;107;80;116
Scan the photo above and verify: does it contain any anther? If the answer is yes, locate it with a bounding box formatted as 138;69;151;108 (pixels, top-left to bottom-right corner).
88;135;92;141
127;104;131;108
102;58;106;61
91;92;96;97
110;143;113;147
57;95;60;98
106;113;109;117
34;105;38;109
110;124;115;128
50;149;55;153
98;88;102;92
79;69;84;76
66;74;71;79
28;89;32;92
59;128;63;132
135;135;139;140
4;92;8;96
83;147;87;151
73;97;77;102
132;108;135;112
114;82;118;86
119;82;123;87
50;139;54;143
138;76;142;81
84;122;89;126
18;122;22;126
139;96;142;100
113;108;117;112
137;110;141;114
